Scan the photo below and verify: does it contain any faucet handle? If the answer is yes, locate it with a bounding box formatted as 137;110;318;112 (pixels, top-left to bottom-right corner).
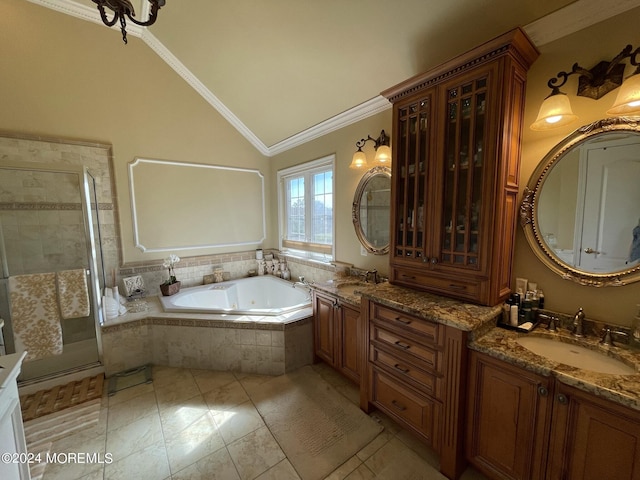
600;326;613;346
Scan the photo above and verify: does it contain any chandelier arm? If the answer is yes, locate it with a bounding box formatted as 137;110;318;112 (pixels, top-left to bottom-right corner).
126;2;160;27
96;4;119;27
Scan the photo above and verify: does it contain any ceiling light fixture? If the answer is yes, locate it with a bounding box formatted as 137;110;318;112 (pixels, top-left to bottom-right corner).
350;130;391;170
92;0;166;45
531;44;640;131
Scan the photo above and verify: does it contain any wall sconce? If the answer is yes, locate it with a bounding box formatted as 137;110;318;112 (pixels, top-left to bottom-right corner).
531;44;640;131
92;0;166;44
350;130;391;170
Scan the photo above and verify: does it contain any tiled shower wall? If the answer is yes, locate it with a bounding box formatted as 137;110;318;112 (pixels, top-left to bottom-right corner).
0;133;120;280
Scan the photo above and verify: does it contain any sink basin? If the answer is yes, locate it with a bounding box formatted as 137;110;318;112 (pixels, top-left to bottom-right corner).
336;282;367;295
516;336;636;375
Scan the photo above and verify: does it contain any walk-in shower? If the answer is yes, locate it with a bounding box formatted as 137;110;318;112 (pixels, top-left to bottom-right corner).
0;160;107;384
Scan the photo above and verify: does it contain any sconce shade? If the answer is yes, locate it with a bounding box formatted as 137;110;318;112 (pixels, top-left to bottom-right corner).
530;92;578;131
607;73;640;116
374;145;392;165
350;150;368;169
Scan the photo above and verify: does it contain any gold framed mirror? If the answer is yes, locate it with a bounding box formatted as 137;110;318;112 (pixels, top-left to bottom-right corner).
520;117;640;286
352;166;391;255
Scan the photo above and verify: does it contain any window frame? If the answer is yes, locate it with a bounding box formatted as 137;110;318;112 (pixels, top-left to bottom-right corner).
277;154;336;261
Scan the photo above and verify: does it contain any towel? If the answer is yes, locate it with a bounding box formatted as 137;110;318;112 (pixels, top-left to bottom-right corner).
57;269;90;319
8;273;63;361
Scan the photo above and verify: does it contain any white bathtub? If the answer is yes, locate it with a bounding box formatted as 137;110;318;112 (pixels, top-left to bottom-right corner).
159;275;311;315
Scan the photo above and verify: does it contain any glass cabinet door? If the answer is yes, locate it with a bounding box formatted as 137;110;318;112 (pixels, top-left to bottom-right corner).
393;93;432;262
440;76;488;268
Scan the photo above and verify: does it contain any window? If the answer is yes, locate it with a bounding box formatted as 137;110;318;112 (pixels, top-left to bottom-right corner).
278;155;335;260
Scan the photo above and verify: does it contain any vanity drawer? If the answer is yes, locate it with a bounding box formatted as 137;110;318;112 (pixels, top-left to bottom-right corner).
370;345;443;400
370;368;440;448
391;267;482;303
371;324;442;373
371;304;440;344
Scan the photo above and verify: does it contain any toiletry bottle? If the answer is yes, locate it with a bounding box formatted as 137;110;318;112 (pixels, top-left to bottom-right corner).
502;300;511;325
510;304;519;327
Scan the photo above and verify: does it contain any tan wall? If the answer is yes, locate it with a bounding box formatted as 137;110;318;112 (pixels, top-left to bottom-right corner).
0;0;271;265
270;111;393;276
2;0;638;325
518;9;640;325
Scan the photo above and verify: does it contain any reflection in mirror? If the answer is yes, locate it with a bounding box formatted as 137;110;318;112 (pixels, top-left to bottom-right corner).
352;166;391;255
521;117;640;286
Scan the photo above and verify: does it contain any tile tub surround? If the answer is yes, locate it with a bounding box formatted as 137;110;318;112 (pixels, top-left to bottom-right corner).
100;297;313;376
470;327;640;412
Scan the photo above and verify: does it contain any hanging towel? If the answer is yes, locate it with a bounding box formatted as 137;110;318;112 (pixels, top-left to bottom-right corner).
57;269;90;319
8;273;63;361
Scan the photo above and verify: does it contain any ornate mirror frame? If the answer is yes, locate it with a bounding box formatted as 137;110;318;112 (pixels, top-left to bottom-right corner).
352;166;391;255
520;117;640;287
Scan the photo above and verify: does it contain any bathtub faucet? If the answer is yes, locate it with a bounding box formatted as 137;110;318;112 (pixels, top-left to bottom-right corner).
293;276;311;289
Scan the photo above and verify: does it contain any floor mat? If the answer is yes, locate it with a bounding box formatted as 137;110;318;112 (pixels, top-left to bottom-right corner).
251;366;384;480
20;373;104;421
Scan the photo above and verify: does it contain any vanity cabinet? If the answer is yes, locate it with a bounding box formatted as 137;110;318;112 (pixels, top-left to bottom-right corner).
381;28;538;306
362;298;468;479
466;351;553;480
547;382;640;480
312;290;362;384
467;350;640;480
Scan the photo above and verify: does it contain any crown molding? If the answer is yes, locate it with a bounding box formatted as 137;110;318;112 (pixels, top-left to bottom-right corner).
141;30;270;156
25;0;143;37
267;96;391;156
23;0;640;157
523;0;640;46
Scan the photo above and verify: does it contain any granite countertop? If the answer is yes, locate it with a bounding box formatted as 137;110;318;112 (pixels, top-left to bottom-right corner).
471;326;640;411
311;278;502;332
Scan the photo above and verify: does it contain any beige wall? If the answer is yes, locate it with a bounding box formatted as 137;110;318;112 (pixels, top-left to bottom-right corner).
518;8;640;325
270;111;393;276
0;0;271;265
1;0;638;325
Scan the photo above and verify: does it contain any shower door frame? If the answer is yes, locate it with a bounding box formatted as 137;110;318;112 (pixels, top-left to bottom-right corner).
0;160;104;376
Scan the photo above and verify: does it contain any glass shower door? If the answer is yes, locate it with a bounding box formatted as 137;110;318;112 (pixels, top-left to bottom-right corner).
0;163;102;382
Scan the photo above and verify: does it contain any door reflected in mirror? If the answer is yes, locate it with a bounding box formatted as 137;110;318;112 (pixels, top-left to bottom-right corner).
352;166;391;255
522;117;640;286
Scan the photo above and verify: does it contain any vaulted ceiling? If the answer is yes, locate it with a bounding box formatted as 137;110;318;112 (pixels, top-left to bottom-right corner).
28;0;640;155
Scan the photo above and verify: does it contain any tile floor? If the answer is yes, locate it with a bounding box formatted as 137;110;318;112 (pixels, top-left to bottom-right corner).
39;363;488;480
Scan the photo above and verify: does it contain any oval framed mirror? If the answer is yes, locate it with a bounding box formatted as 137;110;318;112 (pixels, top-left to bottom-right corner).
352;166;391;255
520;117;640;286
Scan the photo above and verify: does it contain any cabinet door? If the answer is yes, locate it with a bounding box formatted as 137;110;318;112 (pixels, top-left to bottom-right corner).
313;292;335;365
391;89;435;265
336;303;361;384
466;351;552;480
435;64;497;275
548;383;640;480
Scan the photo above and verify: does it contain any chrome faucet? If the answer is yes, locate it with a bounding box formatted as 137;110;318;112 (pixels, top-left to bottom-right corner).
362;269;379;284
293;276;310;289
573;307;585;337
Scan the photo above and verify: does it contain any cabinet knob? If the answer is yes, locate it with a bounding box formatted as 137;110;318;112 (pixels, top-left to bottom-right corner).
423;257;430;263
430;257;438;265
394;340;411;350
557;394;568;405
537;386;548;397
391;399;407;411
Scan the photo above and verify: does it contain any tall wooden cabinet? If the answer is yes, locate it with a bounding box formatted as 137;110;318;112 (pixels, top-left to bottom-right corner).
382;28;538;306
